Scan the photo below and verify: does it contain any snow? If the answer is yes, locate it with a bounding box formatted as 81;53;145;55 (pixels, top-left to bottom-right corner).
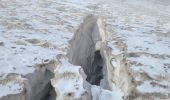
0;30;72;77
107;41;121;55
117;29;170;55
91;85;123;100
126;0;170;15
0;0;92;98
0;1;75;76
137;81;169;94
52;59;86;99
129;55;170;79
0;0;170;99
111;58;117;68
0;80;24;97
95;0;170;96
55;58;82;75
53;77;85;98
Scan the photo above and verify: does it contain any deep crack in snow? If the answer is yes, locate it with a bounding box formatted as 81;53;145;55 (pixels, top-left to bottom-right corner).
68;15;105;86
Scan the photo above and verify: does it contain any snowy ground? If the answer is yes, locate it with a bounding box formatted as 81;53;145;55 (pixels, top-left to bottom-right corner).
90;0;170;98
0;0;170;99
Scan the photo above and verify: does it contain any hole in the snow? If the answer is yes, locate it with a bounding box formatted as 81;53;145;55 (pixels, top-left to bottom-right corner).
87;50;104;85
43;82;56;100
41;69;56;100
68;15;105;86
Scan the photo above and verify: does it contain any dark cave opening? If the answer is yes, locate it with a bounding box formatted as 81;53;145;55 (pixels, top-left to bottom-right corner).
43;83;56;100
41;69;56;100
86;50;104;85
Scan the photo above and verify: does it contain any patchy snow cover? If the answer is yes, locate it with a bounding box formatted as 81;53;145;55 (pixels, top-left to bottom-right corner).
0;75;25;98
116;26;170;55
0;30;71;77
136;80;170;94
89;0;170;98
129;55;170;80
0;0;170;99
0;80;24;97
